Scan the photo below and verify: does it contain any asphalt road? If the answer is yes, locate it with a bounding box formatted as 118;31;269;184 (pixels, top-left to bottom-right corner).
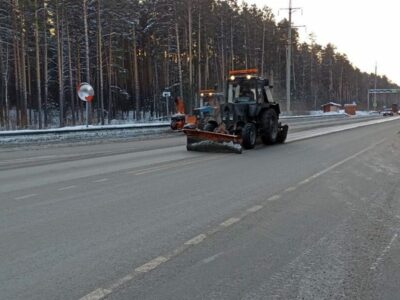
1;117;400;300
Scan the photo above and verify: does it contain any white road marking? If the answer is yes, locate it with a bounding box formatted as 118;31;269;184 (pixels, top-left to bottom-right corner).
268;195;282;202
295;138;387;189
298;179;310;186
370;233;398;270
184;234;207;245
287;117;399;143
247;205;263;213
220;217;241;227
93;178;108;183
79;288;112;300
15;194;37;200
58;185;76;191
135;256;169;273
109;274;135;290
284;186;297;193
202;252;224;264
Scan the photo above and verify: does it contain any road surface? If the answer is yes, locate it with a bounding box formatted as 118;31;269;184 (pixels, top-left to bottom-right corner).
1;117;400;300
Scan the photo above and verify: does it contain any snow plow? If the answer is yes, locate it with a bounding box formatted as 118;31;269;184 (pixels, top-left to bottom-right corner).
183;69;288;154
170;91;223;131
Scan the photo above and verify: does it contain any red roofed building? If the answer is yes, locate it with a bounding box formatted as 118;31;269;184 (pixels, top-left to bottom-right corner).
321;102;342;113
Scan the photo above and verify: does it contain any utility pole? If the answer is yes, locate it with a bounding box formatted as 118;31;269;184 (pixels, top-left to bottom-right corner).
281;0;302;114
286;0;292;114
83;0;90;127
374;62;378;110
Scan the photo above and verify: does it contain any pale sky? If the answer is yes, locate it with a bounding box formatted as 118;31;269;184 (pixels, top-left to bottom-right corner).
246;0;400;85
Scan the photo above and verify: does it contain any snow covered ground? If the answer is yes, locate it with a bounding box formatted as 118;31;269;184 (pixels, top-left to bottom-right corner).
0;122;169;136
0;122;172;146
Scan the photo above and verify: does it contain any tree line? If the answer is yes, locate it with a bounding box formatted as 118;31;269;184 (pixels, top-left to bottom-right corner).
0;0;398;129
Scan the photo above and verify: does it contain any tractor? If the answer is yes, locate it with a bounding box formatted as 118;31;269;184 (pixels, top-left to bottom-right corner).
183;69;288;153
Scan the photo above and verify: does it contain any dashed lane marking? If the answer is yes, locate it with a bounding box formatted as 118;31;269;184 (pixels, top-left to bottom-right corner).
247;205;263;213
184;234;207;246
220;217;241;227
79;288;112;300
268;195;282;202
15;194;37;200
202;252;224;264
284;187;297;193
58;185;76;191
135;256;169;273
109;274;135;290
93;178;109;183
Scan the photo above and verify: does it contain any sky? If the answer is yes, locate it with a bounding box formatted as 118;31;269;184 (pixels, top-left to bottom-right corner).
246;0;400;85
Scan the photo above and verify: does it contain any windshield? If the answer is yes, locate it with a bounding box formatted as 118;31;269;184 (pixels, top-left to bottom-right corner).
228;79;257;103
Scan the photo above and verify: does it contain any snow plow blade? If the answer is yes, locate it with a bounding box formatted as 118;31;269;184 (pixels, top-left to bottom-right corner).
183;129;243;154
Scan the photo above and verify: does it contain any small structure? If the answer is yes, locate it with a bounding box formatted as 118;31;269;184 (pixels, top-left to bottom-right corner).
344;103;357;115
321;102;342;113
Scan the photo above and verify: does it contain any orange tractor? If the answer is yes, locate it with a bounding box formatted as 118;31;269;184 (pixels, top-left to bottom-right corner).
170;97;193;130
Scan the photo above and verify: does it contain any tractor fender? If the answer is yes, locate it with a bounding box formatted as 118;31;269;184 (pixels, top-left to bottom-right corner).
258;104;281;120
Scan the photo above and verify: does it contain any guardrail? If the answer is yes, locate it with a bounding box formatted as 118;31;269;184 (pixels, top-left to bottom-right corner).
0;113;378;138
0;123;171;137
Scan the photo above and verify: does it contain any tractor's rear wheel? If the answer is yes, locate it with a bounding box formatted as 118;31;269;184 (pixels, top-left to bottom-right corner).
261;109;279;145
242;123;257;149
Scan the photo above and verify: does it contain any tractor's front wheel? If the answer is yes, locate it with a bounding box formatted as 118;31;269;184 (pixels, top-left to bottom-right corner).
261;109;279;145
170;120;178;130
242;123;257;149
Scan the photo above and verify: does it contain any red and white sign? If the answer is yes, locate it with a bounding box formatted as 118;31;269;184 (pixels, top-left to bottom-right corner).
77;82;95;102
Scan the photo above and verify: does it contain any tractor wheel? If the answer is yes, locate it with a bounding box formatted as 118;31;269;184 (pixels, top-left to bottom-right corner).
204;122;217;132
261;109;279;145
170;120;178;130
242;123;257;149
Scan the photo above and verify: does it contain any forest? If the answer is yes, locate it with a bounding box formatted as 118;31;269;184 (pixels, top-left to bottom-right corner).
0;0;398;129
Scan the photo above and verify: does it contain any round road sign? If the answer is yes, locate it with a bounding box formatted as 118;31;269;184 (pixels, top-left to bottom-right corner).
77;83;95;102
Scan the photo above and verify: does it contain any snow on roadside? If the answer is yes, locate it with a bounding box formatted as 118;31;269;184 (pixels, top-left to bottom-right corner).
0;122;170;135
0;124;173;146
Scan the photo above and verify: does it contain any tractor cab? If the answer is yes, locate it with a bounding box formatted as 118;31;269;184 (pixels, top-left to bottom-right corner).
190;89;223;130
227;69;274;104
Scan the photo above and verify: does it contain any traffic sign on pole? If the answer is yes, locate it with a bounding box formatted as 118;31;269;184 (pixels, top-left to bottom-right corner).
77;83;94;127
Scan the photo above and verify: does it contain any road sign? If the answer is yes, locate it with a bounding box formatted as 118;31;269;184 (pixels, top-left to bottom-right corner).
163;91;171;98
369;89;400;94
77;82;94;128
78;83;95;102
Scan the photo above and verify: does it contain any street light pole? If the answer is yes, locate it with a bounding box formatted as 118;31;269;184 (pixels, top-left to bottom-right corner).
374;62;378;110
286;0;292;114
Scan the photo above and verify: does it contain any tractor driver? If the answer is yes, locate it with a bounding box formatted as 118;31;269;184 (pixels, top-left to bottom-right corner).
239;86;255;101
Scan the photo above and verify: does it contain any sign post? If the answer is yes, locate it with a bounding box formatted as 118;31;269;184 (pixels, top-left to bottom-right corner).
368;89;400;111
77;83;95;127
163;91;171;117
